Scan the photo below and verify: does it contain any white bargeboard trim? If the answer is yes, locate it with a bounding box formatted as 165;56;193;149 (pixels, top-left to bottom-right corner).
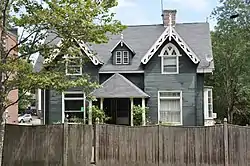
141;26;200;65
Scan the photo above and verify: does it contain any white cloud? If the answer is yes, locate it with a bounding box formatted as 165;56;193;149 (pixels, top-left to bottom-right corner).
165;0;210;12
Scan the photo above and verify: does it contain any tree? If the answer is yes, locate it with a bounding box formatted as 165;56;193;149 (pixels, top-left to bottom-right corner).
0;0;125;123
208;0;250;124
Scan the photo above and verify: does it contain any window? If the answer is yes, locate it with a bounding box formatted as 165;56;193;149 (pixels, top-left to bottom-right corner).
115;51;130;65
160;43;180;74
204;88;213;119
116;51;122;64
123;51;129;64
158;91;182;125
62;91;86;123
66;57;82;75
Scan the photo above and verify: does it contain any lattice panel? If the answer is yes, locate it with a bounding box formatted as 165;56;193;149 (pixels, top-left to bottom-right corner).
77;40;102;65
142;28;169;64
171;29;199;64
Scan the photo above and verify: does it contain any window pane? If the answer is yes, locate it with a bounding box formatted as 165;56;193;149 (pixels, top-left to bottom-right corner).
68;58;81;66
208;104;213;117
64;112;84;122
164;57;176;65
123;51;129;64
160;92;180;97
67;67;81;74
159;99;181;123
65;93;84;98
65;100;84;112
163;57;177;73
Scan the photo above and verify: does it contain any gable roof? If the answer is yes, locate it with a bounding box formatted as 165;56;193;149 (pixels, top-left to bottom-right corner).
91;73;149;98
110;36;135;54
43;31;103;65
45;23;214;73
141;26;200;64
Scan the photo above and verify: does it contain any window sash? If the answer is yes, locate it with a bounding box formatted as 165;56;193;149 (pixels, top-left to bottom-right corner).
123;51;129;64
66;57;82;75
204;88;213;119
158;91;182;124
162;56;178;74
116;51;122;64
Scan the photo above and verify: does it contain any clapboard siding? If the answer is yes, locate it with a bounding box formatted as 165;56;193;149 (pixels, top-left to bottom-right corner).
144;40;199;125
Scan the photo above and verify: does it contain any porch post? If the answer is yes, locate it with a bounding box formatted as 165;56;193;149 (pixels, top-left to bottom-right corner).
88;100;92;125
130;98;134;126
142;98;146;126
100;98;104;110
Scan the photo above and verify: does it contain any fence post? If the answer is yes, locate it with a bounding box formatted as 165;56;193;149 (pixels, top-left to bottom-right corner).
63;120;69;166
224;118;229;166
95;118;99;164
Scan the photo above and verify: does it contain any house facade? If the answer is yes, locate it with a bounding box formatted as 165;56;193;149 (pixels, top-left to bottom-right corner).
37;10;216;126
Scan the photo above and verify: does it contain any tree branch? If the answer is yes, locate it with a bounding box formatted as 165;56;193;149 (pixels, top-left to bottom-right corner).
4;90;28;110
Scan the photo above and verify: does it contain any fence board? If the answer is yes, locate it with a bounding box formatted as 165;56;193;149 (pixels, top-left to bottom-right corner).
228;125;250;166
158;125;224;166
96;125;159;166
67;124;93;166
2;124;63;166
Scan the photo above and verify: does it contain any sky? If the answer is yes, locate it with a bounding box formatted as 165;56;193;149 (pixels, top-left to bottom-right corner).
112;0;220;29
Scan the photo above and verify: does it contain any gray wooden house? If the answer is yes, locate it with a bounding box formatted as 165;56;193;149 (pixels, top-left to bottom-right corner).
36;9;216;126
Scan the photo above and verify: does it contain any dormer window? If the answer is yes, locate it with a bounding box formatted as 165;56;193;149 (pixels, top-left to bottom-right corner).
111;34;135;65
115;51;130;65
160;43;181;74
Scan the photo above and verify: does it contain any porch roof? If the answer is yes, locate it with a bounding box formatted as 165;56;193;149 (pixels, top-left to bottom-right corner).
91;73;149;98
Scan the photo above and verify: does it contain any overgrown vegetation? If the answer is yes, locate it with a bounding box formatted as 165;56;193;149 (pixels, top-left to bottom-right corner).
133;105;150;126
0;0;125;123
208;0;250;125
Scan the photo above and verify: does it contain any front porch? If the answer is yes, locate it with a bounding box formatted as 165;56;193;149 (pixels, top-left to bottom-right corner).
89;73;149;126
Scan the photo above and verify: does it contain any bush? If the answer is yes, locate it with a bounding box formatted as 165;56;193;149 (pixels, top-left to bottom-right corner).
91;105;110;124
133;105;150;126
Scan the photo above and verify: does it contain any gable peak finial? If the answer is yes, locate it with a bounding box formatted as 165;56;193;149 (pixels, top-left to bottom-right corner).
121;33;124;40
168;13;172;27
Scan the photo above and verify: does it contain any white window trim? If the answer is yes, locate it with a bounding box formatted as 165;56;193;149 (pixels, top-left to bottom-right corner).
204;88;214;119
116;51;122;64
62;91;86;123
158;90;183;125
160;43;181;75
65;57;83;76
123;51;129;64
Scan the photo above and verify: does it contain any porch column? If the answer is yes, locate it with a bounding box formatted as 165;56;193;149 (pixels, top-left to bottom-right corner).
100;98;104;110
142;98;146;126
130;98;134;126
88;100;92;125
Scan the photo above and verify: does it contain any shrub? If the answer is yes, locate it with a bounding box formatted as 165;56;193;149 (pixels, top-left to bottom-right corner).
91;105;111;124
133;105;150;126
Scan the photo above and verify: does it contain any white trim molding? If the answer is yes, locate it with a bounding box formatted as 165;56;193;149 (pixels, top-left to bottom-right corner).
62;91;86;123
65;57;83;76
159;43;181;74
158;90;183;125
75;39;103;65
111;40;135;54
99;71;144;74
141;25;200;65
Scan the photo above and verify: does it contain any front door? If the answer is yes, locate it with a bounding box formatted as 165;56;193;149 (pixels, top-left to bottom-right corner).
115;98;129;125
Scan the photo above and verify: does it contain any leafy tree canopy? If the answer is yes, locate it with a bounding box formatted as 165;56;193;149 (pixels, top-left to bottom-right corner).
0;0;125;121
208;0;250;124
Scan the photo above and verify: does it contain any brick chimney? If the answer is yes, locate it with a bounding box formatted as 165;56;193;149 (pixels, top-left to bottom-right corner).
162;9;177;27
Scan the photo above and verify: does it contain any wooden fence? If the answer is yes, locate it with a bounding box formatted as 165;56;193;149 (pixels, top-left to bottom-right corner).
1;121;250;166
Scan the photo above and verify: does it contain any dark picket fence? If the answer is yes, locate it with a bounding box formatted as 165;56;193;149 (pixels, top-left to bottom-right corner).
1;121;250;166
